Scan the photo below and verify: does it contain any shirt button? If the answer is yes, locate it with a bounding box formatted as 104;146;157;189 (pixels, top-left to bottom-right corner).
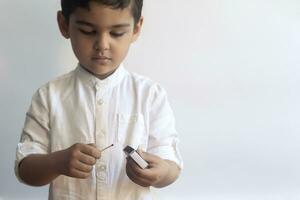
100;129;105;136
97;171;106;181
98;99;104;105
97;132;105;138
97;141;106;149
98;165;106;171
95;84;100;91
132;116;138;122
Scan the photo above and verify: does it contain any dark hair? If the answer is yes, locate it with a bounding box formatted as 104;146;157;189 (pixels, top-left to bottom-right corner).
61;0;143;24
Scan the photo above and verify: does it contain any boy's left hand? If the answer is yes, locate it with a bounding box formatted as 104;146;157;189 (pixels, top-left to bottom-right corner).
125;150;171;187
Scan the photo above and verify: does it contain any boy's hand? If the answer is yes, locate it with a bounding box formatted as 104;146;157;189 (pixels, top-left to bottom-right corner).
125;150;170;187
54;143;101;179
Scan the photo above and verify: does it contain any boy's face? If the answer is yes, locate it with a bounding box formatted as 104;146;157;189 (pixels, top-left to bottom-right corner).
58;2;143;78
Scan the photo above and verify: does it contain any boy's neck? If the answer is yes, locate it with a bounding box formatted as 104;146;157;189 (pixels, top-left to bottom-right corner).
80;65;117;80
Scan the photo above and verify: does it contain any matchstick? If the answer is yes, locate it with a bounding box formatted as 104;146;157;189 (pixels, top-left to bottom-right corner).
100;144;114;152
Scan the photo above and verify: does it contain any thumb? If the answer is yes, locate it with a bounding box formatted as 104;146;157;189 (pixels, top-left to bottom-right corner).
137;150;160;163
87;143;101;159
87;143;96;147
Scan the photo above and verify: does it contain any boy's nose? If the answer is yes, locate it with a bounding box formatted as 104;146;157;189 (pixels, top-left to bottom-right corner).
93;35;110;52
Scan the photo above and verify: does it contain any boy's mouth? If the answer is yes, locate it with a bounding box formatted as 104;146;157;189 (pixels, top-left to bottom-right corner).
92;56;111;60
91;56;112;65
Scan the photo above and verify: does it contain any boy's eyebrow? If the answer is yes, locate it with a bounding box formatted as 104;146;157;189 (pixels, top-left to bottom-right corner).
110;24;131;28
75;20;131;28
76;20;95;27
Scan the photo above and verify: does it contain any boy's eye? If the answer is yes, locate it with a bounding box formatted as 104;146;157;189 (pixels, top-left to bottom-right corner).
79;29;96;35
110;32;125;38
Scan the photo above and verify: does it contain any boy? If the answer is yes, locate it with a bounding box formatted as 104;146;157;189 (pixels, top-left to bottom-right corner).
15;0;183;199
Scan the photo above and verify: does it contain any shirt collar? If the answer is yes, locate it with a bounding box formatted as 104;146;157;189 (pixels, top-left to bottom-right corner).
75;63;127;89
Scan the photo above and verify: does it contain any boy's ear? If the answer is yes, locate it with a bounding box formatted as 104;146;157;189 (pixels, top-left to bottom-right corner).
131;16;144;43
57;11;70;39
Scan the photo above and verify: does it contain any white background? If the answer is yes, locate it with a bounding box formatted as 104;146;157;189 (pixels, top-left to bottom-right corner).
1;0;300;199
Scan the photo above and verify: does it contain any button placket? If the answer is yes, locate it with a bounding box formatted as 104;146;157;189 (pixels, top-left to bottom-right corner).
94;81;110;200
96;164;107;181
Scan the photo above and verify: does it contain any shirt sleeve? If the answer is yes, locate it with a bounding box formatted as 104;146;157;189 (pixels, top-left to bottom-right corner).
147;84;183;169
15;87;50;182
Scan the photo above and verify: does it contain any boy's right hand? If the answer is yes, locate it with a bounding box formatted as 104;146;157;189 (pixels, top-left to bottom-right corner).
54;143;101;179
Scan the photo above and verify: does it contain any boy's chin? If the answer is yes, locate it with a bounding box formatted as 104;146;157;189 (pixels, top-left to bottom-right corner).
82;63;118;78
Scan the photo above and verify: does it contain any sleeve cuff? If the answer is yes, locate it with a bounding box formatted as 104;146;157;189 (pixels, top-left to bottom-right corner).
14;142;48;183
147;138;183;169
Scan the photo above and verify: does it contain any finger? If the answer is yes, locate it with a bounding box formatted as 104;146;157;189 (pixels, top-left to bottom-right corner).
88;143;96;147
74;160;93;173
80;144;101;159
127;157;155;179
128;156;162;182
127;157;145;173
137;151;160;164
126;160;151;187
70;168;90;179
78;152;97;165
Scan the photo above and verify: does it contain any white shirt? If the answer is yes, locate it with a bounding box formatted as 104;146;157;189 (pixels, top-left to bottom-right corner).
15;64;183;200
